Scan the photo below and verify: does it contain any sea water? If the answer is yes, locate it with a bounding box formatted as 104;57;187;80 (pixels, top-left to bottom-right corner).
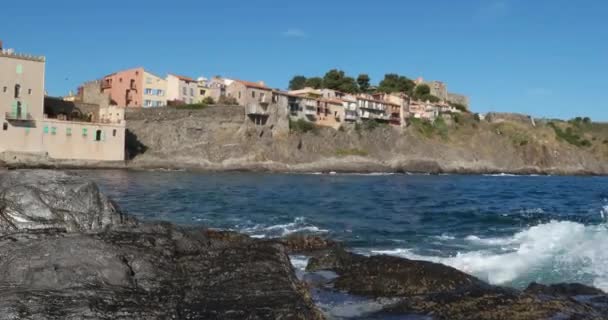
78;170;608;317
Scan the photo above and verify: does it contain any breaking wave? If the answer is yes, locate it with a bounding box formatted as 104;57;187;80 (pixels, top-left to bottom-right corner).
372;220;608;291
240;217;328;238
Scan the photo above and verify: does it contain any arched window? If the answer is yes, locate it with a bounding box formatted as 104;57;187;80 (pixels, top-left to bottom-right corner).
14;84;21;98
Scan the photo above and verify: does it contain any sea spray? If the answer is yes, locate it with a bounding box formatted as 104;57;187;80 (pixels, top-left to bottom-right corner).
372;220;608;291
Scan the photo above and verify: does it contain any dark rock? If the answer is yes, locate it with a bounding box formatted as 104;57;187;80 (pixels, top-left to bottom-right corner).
525;282;606;297
0;171;323;319
385;287;605;320
0;170;134;234
278;234;339;254
307;248;487;297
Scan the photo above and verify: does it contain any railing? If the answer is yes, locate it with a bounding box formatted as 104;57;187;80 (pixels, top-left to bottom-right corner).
5;112;34;121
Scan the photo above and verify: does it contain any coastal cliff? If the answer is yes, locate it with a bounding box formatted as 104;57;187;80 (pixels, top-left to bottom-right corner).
123;106;608;175
2;106;607;175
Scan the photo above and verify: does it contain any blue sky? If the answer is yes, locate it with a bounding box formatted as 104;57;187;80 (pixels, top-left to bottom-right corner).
2;0;607;120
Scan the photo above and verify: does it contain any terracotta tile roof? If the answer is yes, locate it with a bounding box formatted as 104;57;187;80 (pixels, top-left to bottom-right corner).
235;80;270;90
170;74;195;82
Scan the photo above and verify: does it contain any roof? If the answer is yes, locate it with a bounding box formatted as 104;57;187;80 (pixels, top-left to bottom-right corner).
170;74;195;83
235;80;270;90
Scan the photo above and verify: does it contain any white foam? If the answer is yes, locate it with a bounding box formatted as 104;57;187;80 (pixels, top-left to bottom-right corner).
290;255;310;270
434;234;456;241
241;217;329;238
373;220;608;291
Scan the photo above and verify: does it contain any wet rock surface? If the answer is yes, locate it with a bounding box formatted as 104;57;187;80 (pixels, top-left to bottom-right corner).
306;248;608;319
0;171;323;319
0;170;134;234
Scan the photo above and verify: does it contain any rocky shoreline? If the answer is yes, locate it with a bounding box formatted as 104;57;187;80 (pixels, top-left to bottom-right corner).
0;170;607;319
1;156;607;176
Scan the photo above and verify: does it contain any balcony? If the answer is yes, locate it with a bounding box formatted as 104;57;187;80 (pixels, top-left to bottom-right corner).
5;112;34;121
246;104;269;116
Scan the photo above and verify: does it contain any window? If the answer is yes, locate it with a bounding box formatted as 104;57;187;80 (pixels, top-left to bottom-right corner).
144;100;152;107
112;129;117;137
95;130;102;141
82;128;88;136
14;84;21;98
28;89;32;95
183;87;187;96
66;128;72;136
145;88;152;95
238;92;241;99
3;123;7;131
119;78;123;83
190;88;194;96
51;127;57;135
252;91;256;98
157;90;164;96
44;126;49;134
200;89;206;95
3;86;7;93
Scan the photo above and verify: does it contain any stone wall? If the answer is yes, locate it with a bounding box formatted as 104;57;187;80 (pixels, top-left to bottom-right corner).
125;105;246;121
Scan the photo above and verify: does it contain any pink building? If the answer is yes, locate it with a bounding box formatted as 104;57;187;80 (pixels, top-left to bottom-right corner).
101;67;167;108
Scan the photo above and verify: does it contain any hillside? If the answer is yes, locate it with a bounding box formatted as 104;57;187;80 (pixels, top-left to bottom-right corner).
123;106;608;175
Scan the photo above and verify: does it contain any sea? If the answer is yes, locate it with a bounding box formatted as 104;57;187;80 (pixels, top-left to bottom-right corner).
77;170;608;319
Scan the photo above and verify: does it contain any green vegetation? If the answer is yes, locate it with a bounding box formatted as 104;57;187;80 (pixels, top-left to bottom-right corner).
355;120;387;132
408;117;448;139
377;74;416;94
305;77;324;89
335;148;369;157
289;118;318;134
357;74;371;93
201;97;215;105
548;122;592;147
322;69;359;93
289;75;307;90
412;84;440;103
218;96;239;105
288;70;416;95
449;102;468;113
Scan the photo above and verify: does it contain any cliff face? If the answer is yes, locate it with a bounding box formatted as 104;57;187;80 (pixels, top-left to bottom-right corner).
125;107;608;174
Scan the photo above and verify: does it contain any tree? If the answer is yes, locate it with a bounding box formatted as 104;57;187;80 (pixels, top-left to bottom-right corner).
414;84;431;97
377;74;416;94
357;74;371;93
322;69;360;93
413;85;441;102
338;77;359;94
304;77;323;89
202;96;215;105
288;75;307;90
323;69;347;90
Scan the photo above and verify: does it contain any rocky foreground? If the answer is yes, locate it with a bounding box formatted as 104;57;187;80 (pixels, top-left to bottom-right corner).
0;170;607;319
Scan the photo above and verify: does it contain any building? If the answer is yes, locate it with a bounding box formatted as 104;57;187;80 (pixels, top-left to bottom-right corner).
416;77;469;109
196;76;228;103
101;67;167;108
372;92;409;127
315;98;344;129
166;74;198;104
0;41;125;161
356;95;391;122
407;100;439;121
227;79;273;107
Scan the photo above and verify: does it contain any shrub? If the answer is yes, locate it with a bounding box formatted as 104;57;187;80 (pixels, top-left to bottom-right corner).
218;96;239;105
548;122;592;147
336;148;368;157
201;96;215;105
289;118;317;133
